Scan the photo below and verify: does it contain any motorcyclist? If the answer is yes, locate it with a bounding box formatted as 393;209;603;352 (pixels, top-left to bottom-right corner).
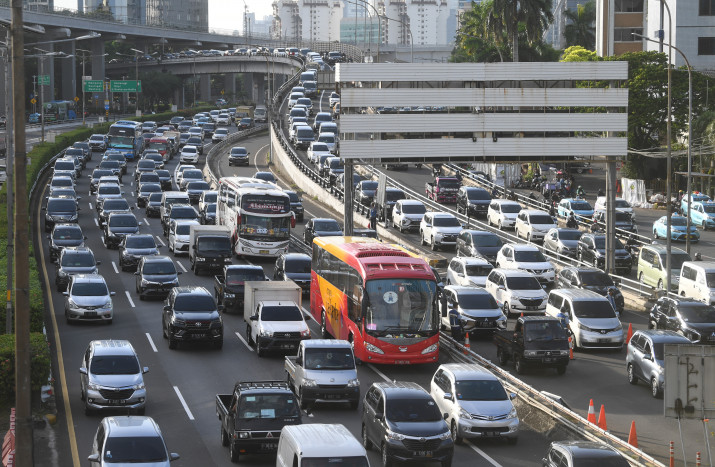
528;192;537;201
576;185;585;198
566;212;578;229
597;188;605;197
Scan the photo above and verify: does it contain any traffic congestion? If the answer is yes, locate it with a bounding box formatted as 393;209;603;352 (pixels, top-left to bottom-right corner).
36;58;714;467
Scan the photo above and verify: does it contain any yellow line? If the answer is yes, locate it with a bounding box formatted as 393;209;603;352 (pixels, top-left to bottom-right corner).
36;188;81;467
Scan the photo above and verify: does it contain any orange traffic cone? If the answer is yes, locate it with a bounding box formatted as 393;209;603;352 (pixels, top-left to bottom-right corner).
597;405;607;431
568;337;574;360
520;312;524;317
587;399;597;424
463;332;470;355
669;441;675;467
628;421;638;448
626;323;633;344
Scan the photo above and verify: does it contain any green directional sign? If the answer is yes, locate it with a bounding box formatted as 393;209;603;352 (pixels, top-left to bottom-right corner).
110;80;141;92
83;80;104;92
37;75;50;85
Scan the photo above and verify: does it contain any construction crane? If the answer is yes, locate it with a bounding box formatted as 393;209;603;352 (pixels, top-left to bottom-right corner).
243;0;250;42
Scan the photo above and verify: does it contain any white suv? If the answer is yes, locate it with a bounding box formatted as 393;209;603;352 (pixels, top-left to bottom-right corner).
496;244;555;285
392;199;427;233
420;212;463;251
515;209;557;243
430;363;518;445
446;256;493;288
179;145;199;164
487;199;522;230
485;268;548;318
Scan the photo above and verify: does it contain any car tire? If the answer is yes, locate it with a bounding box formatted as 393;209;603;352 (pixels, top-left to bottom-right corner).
229;440;240;463
497;347;508;365
639;272;645;284
221;428;229;447
84;400;93;416
514;354;526;375
657;279;664;290
420;231;426;246
556;365;567;375
168;332;177;350
381;443;392;467
627;363;638;385
256;338;264;357
299;389;309;410
431;237;438;251
451;420;463;445
526;233;531;243
653;229;659;239
498;220;503;230
362;424;373;451
503;302;511;320
651;377;661;398
214;337;223;350
246;325;254;346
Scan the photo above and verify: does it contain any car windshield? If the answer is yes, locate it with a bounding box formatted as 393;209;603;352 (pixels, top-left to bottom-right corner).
285;258;311;274
140;184;161;193
100;161;120;169
47;199;77;212
61;253;94;267
187;137;202;144
92;170;113;180
615;212;632;222
110;216;137;227
183;147;197;154
103;436;167;463
319;134;335;144
386;398;442;422
139;173;160;183
301;458;368;467
98;185;121;195
126;237;155;249
53;227;82;240
172;208;196;219
703;205;715;213
506;276;542;290
361;182;378;191
143;261;176;275
438;180;460;190
90;355;139;375
329;159;343;169
231;147;247;155
614;199;631;208
467;189;490;200
458;293;497;309
678;304;715;323
570;201;592;210
226;270;264;285
202;192;217;203
238;394;299;419
513;250;547;262
261;305;303;321
471;234;502;247
175;224;194;236
558;230;583;241
216;129;228;135
579;271;614;287
314;221;341;232
304;348;354;370
386;191;405;202
54;161;75;171
365;279;437;334
138;161;155;170
402;203;426;215
530;215;554;225
465;265;493;277
311;143;329;152
571;454;632;467
90;135;104;141
51;178;73;187
501;204;522;213
573;301;616;319
71;282;108;296
174;294;216;312
198;237;231;252
206;204;217;214
454;379;507;401
524;321;569;340
433;216;460;227
593;237;625;249
188;182;210;191
183;170;203;180
671;217;688;226
149;193;163;202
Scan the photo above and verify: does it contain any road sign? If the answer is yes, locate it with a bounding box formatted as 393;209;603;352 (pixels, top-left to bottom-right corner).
30;98;36;104
37;75;50;86
83;80;104;93
110;80;141;92
74;96;79;102
221;89;224;95
104;104;110;110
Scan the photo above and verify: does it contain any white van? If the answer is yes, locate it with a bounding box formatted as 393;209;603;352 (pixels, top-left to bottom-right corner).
679;261;715;305
276;424;368;467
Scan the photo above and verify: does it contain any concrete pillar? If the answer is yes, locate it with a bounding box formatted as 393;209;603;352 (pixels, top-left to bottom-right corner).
90;38;105;82
59;42;76;101
223;73;236;103
199;74;211;102
39;42;55;103
255;74;265;105
173;81;185;109
242;73;253;103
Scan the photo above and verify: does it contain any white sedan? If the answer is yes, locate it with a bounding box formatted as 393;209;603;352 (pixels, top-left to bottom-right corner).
212;128;229;143
179;145;199;164
446;256;494;288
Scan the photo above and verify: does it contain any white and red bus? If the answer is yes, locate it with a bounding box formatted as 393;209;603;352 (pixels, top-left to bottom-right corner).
310;237;439;364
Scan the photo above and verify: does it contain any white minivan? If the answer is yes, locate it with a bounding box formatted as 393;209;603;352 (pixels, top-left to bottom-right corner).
679;261;715;305
276;424;368;467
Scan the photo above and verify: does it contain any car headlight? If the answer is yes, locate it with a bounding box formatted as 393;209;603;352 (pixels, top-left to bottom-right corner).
365;342;384;354
524;350;538;357
508;407;518;418
224;293;235;298
459;408;472;420
438;431;452;440
132;382;145;390
385;429;405;441
101;300;113;310
67;299;78;308
421;344;438;354
578;322;593;332
260;330;273;337
302;378;317;387
195;257;206;261
347;378;360;387
300;329;311;337
87;382;100;391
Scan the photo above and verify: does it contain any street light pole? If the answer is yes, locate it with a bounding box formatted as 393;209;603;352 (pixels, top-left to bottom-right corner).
663;0;673;293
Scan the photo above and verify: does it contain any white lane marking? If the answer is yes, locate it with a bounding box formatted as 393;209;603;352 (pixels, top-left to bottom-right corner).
253;143;271;172
88;202;93;210
155;235;166;246
143;217;150;226
368;364;392;383
304;208;319;219
234;332;252;351
145;333;158;353
301;306;318;324
94;218;99;227
467;441;503;467
124;291;136;308
173;386;195;420
111;261;119;274
319;90;325;112
176;261;187;273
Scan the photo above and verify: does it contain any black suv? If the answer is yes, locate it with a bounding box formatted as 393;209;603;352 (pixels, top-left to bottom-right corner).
104;213;141;249
137;183;162;208
89;169;114;194
48;223;86;262
98;198;133;228
162;286;223;349
303;218;343;245
285;191;304;222
44;197;79;232
163;204;199;236
354;180;378;206
456;186;492;217
146;193;163;218
556;267;624;314
135;255;180;300
649;296;715;344
362;381;454;467
55;247;99;292
118;234;160;272
273;253;311;293
576;233;632;274
455;230;503;264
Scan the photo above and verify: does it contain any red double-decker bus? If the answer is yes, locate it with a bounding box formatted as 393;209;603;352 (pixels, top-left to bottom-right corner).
310;237;439;364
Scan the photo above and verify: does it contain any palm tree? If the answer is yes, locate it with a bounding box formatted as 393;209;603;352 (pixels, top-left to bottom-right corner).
564;1;596;50
489;0;553;62
455;0;507;62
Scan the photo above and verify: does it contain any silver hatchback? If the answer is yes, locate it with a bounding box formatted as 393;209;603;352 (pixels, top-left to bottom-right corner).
64;274;115;324
626;330;691;398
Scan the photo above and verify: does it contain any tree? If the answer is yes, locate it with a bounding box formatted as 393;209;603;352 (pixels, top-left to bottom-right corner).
564;1;596;50
489;0;553;62
138;71;181;111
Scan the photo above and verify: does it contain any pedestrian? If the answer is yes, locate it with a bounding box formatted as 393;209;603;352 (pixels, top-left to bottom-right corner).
369;203;377;231
448;308;465;344
607;288;618;314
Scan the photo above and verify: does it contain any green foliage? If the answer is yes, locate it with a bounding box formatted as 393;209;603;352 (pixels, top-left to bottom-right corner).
564;1;596;50
490;0;553;62
138;71;182;112
0;333;51;402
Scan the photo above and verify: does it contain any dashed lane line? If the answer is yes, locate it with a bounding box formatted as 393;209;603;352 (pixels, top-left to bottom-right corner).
173;386;195;420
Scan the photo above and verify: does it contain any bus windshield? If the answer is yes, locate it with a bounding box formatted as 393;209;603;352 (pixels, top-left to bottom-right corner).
364;279;437;335
239;214;290;241
107;135;134;149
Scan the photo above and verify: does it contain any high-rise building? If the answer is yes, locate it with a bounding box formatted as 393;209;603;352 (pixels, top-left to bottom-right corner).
272;0;343;42
83;0;146;25
377;0;456;46
595;0;644;57
82;0;208;30
25;0;53;12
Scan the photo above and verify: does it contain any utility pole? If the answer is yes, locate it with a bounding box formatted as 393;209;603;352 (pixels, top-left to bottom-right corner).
11;0;33;464
4;28;13;335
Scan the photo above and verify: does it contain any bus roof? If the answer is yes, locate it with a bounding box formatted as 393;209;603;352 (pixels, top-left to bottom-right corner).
219;176;285;197
112;121;141;127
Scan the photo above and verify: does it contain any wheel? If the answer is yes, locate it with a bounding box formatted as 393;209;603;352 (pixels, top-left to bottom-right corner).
84;400;93;416
299;389;309;410
639;272;645;284
556;365;567;375
221;428;229;446
651;377;661;398
442;456;453;467
162;321;168;339
321;311;329;338
514;355;525;375
658;279;664;290
381;443;392;467
498;220;503;230
431;236;438;251
526;233;531;243
653;229;659;239
648;319;656;330
497;347;509;365
420;231;426;246
362;424;373;451
229;440;240;463
451;420;463;445
256;338;264;357
593;257;598;268
168;333;177;350
627;363;638;385
214;337;223;350
349;400;359;410
503;302;511;320
246;325;254;346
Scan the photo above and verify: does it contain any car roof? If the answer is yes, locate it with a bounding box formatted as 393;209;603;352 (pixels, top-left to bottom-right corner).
509;243;539;251
440;363;496;380
303;339;352;348
62;247;93;256
445;285;492;296
70;273;106;284
522;209;550;216
312;217;338;222
634;329;693;344
642;244;688;255
492;199;520;205
550;289;606;300
282;424;365;458
452;256;491;265
282;253;311;261
399;199;423;205
104;416;162;438
173;286;211;296
432;212;456;218
372;381;428;397
90;339;136;356
143;255;173;264
494;268;536;277
553;440;624;458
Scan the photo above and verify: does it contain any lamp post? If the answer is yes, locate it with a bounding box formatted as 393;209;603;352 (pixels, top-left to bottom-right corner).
348;0;381;62
77;48;108;126
634;31;693;255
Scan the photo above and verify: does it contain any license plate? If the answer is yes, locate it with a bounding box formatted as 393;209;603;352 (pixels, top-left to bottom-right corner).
479;321;492;328
193;333;206;338
259;250;269;254
84;311;97;317
108;399;127;405
543;357;554;363
395;360;410;364
325;394;341;400
481;431;499;437
526;306;537;311
598;338;610;343
413;451;433;457
261;443;278;451
281;344;295;349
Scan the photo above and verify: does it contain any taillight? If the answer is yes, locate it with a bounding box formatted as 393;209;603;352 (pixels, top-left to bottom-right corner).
291;213;296;228
236;214;241;226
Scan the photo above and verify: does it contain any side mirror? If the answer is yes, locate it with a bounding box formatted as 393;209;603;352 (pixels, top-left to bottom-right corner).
138;222;143;226
296;357;302;366
169;453;180;462
443;413;449;420
374;414;384;422
84;236;88;240
62;292;69;296
218;305;225;313
163;305;170;312
79;368;87;375
110;292;116;296
134;272;140;276
46;235;51;240
177;271;183;275
250;315;258;321
143;367;149;374
644;354;653;361
498;285;506;291
41;207;46;211
88;454;100;463
509;392;517;400
443;392;453;401
96;261;102;265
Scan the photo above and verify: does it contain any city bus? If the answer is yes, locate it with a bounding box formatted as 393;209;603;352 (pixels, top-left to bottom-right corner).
42;100;77;122
107;120;143;160
217;176;295;257
310;237;439;364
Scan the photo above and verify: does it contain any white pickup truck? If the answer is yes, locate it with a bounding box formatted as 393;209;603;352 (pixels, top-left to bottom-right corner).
285;339;360;410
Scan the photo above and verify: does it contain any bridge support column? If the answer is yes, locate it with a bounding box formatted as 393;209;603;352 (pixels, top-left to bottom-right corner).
174;82;185;109
90;39;105;82
59;42;76;102
199;74;211;102
255;74;265;105
242;73;253;103
38;43;55;104
223;73;235;104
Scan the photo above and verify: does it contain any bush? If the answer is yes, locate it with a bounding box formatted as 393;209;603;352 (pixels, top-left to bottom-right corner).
0;333;51;402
